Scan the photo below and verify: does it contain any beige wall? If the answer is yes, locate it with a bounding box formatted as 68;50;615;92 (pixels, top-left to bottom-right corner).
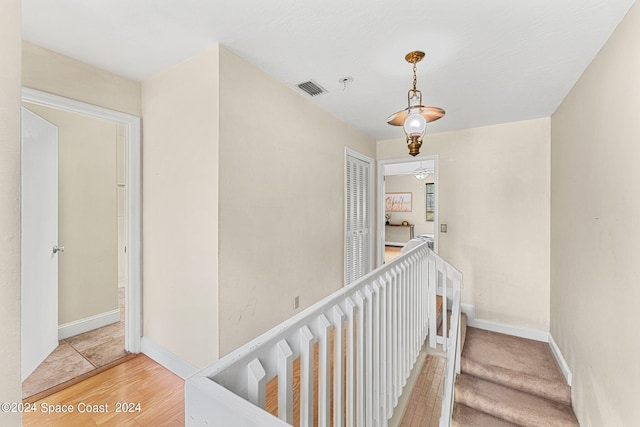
550;2;640;425
22;41;141;116
218;46;376;355
385;174;435;239
142;46;220;368
378;118;550;332
0;0;22;424
24;103;119;325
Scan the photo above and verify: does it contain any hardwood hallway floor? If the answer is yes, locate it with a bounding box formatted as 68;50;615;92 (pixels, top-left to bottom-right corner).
22;354;184;427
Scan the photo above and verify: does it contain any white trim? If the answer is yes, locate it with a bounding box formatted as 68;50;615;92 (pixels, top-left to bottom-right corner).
22;87;142;354
58;309;120;340
460;303;475;320
548;334;573;386
467;318;549;342
142;336;199;379
377;155;439;267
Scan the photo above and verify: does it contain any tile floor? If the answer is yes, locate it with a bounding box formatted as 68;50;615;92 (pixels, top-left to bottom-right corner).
22;287;128;399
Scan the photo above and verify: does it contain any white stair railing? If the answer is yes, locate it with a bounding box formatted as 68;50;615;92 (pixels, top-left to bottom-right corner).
186;243;456;427
437;256;463;427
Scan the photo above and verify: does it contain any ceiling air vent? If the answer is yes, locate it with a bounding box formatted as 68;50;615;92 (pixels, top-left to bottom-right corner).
297;80;328;97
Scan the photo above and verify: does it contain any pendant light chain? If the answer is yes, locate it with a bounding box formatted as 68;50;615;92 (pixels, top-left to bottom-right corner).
412;62;418;91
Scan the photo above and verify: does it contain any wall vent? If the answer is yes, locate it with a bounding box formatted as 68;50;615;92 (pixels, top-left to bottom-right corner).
297;80;328;97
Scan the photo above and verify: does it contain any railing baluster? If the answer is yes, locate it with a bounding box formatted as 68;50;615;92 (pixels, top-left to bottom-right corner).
355;290;368;427
318;314;332;427
422;248;429;338
247;358;266;408
384;273;393;418
363;285;375;427
276;339;294;423
415;254;420;355
439;257;448;349
400;261;408;383
454;272;463;375
372;281;383;426
428;250;437;348
333;305;346;427
300;326;315;427
345;297;357;427
390;266;400;404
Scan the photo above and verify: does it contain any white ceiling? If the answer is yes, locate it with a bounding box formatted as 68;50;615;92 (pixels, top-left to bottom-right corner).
22;0;636;140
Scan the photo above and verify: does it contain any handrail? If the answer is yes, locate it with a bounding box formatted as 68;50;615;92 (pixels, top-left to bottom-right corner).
186;243;460;427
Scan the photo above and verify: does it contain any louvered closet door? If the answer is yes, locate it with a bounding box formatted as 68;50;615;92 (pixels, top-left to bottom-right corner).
345;150;372;285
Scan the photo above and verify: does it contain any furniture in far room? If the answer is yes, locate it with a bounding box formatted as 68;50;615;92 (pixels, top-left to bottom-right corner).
385;223;414;246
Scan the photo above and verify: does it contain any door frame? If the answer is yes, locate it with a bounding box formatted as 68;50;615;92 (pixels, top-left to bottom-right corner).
22;87;142;353
377;155;439;267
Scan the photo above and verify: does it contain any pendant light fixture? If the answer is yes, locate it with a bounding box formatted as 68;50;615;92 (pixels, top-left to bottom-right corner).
413;162;431;180
387;51;445;156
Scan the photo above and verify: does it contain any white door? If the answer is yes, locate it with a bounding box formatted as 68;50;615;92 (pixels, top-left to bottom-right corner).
345;150;373;285
21;107;59;381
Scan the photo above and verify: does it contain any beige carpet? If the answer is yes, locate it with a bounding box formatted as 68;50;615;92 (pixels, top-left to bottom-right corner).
453;327;579;427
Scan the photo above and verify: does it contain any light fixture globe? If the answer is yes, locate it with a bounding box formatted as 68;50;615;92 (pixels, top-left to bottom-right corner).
403;110;427;137
387;50;445;156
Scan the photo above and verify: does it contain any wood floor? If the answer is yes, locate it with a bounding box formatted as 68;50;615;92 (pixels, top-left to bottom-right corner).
399;355;446;427
22;354;184;427
385;245;403;263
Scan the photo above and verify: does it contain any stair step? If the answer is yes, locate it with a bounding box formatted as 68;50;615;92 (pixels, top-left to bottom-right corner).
452;404;518;427
461;327;571;405
455;373;579;427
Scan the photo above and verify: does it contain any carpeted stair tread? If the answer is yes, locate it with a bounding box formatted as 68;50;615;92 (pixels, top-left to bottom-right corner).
461;327;570;405
455;373;579;427
452;403;519;427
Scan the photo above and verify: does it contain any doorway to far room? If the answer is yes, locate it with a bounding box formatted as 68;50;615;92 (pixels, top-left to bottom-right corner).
380;157;438;264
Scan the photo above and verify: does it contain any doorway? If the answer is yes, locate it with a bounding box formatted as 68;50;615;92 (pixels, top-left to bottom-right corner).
20;88;141;398
377;156;439;266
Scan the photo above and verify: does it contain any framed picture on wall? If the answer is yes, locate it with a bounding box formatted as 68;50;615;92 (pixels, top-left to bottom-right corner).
385;192;412;212
425;183;435;221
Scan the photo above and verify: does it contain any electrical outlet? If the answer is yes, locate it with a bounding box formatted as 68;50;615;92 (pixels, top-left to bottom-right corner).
441;224;448;233
294;296;300;309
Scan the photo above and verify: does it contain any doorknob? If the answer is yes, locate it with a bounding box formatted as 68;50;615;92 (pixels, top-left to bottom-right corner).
53;245;65;254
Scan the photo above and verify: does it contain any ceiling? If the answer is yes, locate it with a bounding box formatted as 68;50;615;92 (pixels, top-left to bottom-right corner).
22;0;636;140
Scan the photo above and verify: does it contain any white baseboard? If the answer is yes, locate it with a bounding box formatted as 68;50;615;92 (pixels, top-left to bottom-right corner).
461;303;475;319
467;317;549;343
548;334;573;386
141;336;198;379
58;309;120;340
385;241;407;247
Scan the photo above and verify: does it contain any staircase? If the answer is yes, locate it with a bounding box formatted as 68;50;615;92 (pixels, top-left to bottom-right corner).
452;327;579;427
